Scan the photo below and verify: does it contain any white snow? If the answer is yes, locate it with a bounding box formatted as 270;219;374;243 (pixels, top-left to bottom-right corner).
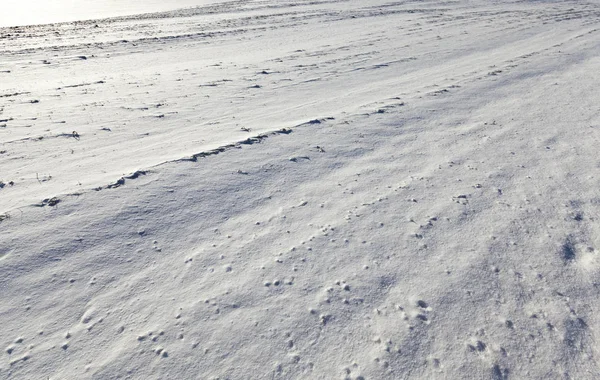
2;0;600;378
0;0;224;27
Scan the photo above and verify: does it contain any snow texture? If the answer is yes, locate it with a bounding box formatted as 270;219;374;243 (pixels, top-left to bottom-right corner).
2;0;600;379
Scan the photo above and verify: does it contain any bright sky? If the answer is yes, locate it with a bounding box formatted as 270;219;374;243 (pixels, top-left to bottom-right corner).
0;0;220;27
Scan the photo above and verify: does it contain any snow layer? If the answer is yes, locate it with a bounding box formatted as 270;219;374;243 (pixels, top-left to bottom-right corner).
0;0;223;28
2;0;600;378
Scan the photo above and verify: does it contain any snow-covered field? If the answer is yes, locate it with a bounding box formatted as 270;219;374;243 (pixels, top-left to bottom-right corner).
2;0;600;378
0;0;224;28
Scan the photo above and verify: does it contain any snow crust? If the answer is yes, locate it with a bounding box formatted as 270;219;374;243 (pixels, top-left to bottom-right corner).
2;0;600;378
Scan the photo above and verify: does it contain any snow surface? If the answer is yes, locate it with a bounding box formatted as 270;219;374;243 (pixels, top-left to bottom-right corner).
0;0;224;28
2;0;600;378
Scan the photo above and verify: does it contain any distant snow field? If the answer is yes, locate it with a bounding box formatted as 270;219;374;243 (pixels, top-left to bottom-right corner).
0;0;225;27
2;0;600;378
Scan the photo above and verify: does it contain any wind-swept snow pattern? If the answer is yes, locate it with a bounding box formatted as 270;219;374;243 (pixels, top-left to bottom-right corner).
2;0;600;378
